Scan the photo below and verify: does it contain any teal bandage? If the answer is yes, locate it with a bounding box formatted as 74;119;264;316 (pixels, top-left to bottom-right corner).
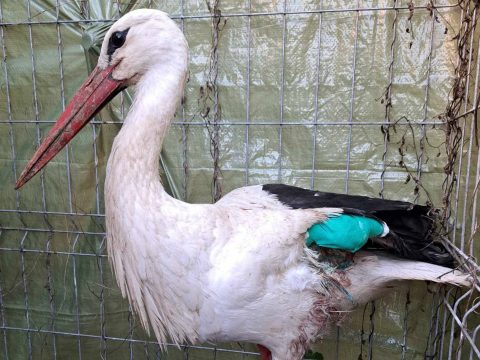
306;215;385;252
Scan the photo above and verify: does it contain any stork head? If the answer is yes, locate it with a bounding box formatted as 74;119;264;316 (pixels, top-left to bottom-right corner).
15;9;187;189
98;9;188;85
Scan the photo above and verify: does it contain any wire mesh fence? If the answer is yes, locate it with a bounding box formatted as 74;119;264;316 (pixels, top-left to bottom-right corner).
0;0;479;359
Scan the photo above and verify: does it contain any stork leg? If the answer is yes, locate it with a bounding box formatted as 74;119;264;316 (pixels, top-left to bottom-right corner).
257;344;272;360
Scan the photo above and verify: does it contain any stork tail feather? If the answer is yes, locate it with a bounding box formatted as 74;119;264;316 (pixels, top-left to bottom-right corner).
346;252;472;305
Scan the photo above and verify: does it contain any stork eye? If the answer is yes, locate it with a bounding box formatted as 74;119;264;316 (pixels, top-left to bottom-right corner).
107;28;129;57
112;31;126;47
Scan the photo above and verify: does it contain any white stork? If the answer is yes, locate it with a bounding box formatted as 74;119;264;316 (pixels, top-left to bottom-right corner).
15;9;471;360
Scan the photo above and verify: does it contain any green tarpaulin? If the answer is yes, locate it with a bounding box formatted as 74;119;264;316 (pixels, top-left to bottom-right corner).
0;1;477;359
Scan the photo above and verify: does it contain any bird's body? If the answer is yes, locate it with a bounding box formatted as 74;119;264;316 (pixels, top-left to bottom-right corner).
105;90;342;350
16;9;471;360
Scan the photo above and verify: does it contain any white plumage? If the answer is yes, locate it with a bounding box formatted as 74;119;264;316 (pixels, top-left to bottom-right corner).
16;9;471;360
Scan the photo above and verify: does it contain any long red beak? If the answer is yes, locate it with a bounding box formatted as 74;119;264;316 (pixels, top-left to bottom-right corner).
15;65;126;189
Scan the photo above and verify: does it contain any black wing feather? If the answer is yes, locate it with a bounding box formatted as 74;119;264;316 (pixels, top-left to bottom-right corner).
262;184;453;267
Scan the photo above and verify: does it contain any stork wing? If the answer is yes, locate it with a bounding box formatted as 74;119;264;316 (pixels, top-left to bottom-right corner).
261;184;453;267
218;184;453;267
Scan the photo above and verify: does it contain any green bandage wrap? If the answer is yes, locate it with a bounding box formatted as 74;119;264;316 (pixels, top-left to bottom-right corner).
306;215;385;252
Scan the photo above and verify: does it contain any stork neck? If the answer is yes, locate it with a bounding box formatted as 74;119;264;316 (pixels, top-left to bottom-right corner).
112;64;186;183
